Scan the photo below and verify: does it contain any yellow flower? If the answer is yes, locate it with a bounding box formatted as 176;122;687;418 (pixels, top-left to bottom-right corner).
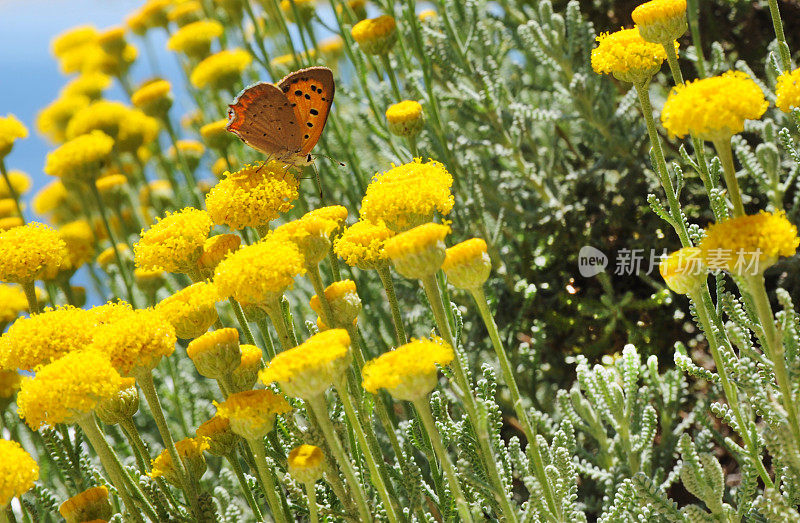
186;327;242;379
36;95;90;143
270;53;295;73
383;222;450;279
288;444;325;484
418;9;437;22
150;436;209;486
190;48;252;90
0;223;67;284
44;130;115;182
318;36;344;60
32;180;70;215
17;349;123;429
351;15;397;55
95;377;139;425
281;0;316;23
776;68;800;113
89;307;176;377
61;72;112;100
127;0;171;34
360;159;454;231
135;268;165;294
214;389;291;440
362;338;454;401
259;329;351;399
274;212;340;267
0;170;32;198
0;284;28;324
0;440;39;507
167;20;223;59
214;234;306;305
156;282;220;339
0;217;23;232
0;368;22;399
59;486;112;523
168;140;205;170
51;25;98;58
97;243;131;269
58;220;95;271
0;199;15;219
333;219;394;270
168;0;203;26
134;208;212;273
0;114;28;158
632;0;687;44
97;26;127;55
386;100;424;137
131;79;173;117
96;173;128;202
699;211;799;275
230;344;262;393
591;27;671;84
198;234;241;275
310;280;360;328
659;247;707;295
442;238;491;290
205;162;299;230
65;100;128;141
196;415;238;456
200;119;233;150
661;71;768;142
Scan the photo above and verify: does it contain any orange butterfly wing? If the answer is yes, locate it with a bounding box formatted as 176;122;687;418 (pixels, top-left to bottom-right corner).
226;82;303;156
277;67;335;156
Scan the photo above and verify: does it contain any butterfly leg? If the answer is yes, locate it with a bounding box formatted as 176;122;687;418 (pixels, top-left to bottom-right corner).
312;163;328;206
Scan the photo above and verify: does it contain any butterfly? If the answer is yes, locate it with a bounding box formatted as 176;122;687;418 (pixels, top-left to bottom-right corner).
226;66;335;167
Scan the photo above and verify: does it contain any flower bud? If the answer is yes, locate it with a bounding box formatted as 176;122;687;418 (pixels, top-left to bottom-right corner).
659;247;706;295
351;15;397;55
288;444;325;484
384;223;449;280
632;0;688;45
95;378;140;425
196;415;239;457
386;101;424;138
310;279;361;328
442;238;491;290
59;486;112;523
230;344;262;393
187;328;242;380
198;234;241;275
150;437;209;486
131;79;173;118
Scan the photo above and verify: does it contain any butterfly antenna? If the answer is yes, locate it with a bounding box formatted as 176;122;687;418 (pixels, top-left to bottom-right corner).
313;153;346;169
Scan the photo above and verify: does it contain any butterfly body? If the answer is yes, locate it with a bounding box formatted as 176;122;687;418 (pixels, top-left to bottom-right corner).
227;66;334;167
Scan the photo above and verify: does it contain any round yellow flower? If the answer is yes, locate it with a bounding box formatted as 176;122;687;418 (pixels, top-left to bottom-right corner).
661;71;768;142
168;0;203;26
318;36;344;60
0;368;22;399
89;307;176;377
776;68;800;113
632;0;687;44
214;234;306;305
0;199;16;219
61;72;112;100
0;284;28;325
0;114;28;158
59;486;112;523
190;48;252;91
214;389;292;440
97;243;131;269
156;282;220;339
95;377;139;425
659;247;707;295
44;130;114;182
362;338;454;401
150;436;209;486
58;220;95;271
699;211;799;275
310;280;360;328
0;440;39;507
386;100;424;137
127;0;170;33
17;349;123;429
65;100;129;141
0;223;67;284
51;25;98;58
200;119;233;150
418;9;438;22
168;140;205;171
442;238;491;289
351;15;397;55
259;329;351;399
198;233;241;274
333;219;394;270
196;415;238;456
186;327;242;379
205;162;299;230
131;79;173;117
280;0;316;23
167;20;223;59
274;212;340;267
591;27;670;84
231;344;262;393
134;208;212;273
360;159;454;231
0;217;23;232
36;95;90;144
0;170;32;199
383;222;450;279
270;53;295;73
288;444;325;484
97;26;127;55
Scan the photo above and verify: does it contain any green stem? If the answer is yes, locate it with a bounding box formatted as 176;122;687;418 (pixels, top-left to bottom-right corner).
226;451;263;520
412;398;474;523
255;315;278;360
306;394;373;522
20;281;39;315
712;138;745;217
304;482;319;523
686;0;707;77
766;0;792;72
119;419;151;473
247;439;288;523
163;117;203;208
379;54;403;100
663;41;684;84
307;264;335;327
263;298;295;350
377;266;407;345
229;297;257;346
2;506;13;523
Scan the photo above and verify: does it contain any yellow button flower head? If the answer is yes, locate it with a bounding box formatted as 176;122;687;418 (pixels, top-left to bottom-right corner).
230;344;262;393
659;247;707;295
97;243;131;270
0;284;28;325
156;281;221;339
0;440;39;507
0;115;28;158
205;162;299;230
17;349;123;429
0;223;67;284
190;48;252;91
214;389;292;440
58;220;95;272
351;15;397;55
0;218;23;232
259;329;352;399
776;68;800;113
44;130;114;183
186;327;242;379
131;79;173;117
0;170;32;199
386;101;424;138
51;25;97;58
168;0;203;26
89;308;176;377
96;173;128;201
198;234;241;276
288;444;325;484
0;199;16;219
168;140;204;171
150;436;209;487
214;234;306;305
97;26;127;55
167;20;223;60
117;111;160;154
275;212;340;267
126;0;170;34
61;72;112;100
360;159;454;232
418;9;438;23
200;119;233;150
632;0;687;45
362;338;454;401
319;36;344;60
134;207;213;273
699;211;799;275
305;205;348;229
280;0;316;23
197;415;238;456
66;100;128;141
591;27;670;84
0;366;22;400
37;95;90;144
384;222;450;279
442;238;492;290
310;280;361;328
270;53;295;74
334;219;395;270
59;486;112;523
95;377;139;425
661;71;768;142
